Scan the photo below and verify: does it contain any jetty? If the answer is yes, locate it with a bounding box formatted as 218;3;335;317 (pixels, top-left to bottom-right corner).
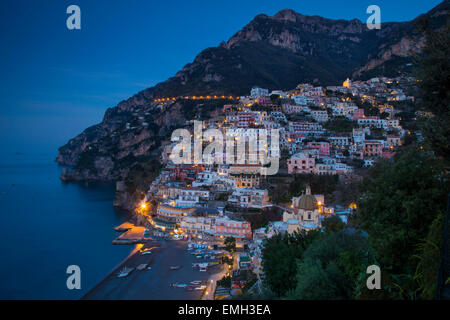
114;222;135;232
113;225;147;244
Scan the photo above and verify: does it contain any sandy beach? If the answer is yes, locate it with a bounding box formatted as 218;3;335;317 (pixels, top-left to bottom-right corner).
83;239;224;300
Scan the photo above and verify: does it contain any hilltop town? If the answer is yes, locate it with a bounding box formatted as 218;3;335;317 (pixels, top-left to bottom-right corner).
120;74;423;298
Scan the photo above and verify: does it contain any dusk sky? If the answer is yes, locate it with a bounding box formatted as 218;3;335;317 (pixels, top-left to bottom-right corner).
0;0;442;155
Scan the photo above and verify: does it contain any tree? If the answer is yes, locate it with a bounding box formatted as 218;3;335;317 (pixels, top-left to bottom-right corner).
380;112;389;119
261;231;319;297
322;215;346;234
414;211;446;299
356;145;447;270
289;259;346;300
217;276;232;288
416;21;450;159
224;237;236;254
288;174;339;198
287;230;371;299
243;207;281;230
354;145;448;299
270;94;280;104
222;256;233;266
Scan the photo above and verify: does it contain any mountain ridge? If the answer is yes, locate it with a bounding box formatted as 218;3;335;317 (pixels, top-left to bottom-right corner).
57;1;449;185
139;1;447;99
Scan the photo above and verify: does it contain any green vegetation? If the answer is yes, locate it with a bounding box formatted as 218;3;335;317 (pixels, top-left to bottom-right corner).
224;237;236;254
353;145;448;299
260;144;448;300
242;271;258;293
124;158;162;197
288;174;339;200
261;231;320;297
287;230;372;299
217;276;232;288
267;173;339;204
323;118;357;133
75;148;100;173
417;21;450;161
222;256;233;266
243;207;280;230
321;215;346;234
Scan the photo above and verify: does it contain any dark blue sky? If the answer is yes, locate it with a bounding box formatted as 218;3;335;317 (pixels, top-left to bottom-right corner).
0;0;442;155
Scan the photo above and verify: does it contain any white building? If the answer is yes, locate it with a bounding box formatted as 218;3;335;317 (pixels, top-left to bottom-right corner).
310;110;329;122
251;87;269;98
228;188;270;209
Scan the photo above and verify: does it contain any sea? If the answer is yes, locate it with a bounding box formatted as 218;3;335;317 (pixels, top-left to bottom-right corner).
0;152;132;299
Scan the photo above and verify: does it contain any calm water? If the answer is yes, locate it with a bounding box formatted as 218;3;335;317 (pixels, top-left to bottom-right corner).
0;153;132;299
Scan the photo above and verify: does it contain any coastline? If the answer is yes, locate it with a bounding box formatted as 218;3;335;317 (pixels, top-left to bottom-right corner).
82;239;224;300
81;243;142;300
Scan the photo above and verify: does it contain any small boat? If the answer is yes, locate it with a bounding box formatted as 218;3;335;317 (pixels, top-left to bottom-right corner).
136;263;148;271
140;249;152;255
170;266;181;270
174;283;187;288
147;266;152;270
194;285;206;290
190;280;202;285
117;267;134;278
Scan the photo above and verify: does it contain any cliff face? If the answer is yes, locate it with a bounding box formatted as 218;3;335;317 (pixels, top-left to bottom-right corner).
57;2;449;185
58;99;186;182
57;98;229;184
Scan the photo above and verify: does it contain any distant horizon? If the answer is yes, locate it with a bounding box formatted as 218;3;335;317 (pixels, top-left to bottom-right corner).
0;0;443;155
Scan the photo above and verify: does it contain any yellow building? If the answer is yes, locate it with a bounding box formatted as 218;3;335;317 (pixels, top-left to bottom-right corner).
343;78;352;88
231;174;261;188
229;164;262;175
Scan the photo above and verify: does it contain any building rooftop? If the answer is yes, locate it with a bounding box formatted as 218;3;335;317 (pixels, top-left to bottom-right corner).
296;186;318;211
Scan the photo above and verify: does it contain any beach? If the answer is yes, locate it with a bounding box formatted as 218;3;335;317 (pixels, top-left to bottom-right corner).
83;239;225;300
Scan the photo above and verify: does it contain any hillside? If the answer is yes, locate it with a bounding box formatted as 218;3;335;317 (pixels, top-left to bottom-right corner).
57;1;449;186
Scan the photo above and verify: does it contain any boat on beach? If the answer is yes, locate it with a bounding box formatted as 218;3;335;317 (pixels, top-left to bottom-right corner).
194;285;206;290
117;267;134;278
174;283;187;288
136;263;148;271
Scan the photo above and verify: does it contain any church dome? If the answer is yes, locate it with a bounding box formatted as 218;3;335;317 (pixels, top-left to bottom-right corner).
297;186;318;211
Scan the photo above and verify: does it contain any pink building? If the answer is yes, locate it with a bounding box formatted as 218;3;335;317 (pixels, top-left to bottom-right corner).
363;141;383;158
214;217;252;239
222;104;234;113
287;153;315;174
307;142;330;157
237;112;256;128
352;108;365;120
